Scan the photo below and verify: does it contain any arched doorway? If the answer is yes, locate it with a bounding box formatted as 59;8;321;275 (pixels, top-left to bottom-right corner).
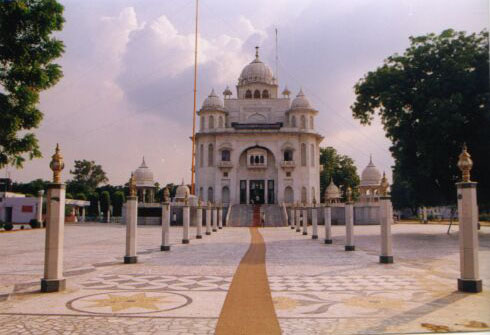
284;186;294;204
236;146;277;205
222;186;230;204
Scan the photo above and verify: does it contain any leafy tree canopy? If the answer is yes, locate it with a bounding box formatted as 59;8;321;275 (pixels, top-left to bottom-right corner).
319;147;360;202
0;0;65;168
351;29;489;208
68;159;108;195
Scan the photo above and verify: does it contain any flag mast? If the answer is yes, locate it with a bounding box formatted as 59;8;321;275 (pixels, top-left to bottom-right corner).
190;0;199;195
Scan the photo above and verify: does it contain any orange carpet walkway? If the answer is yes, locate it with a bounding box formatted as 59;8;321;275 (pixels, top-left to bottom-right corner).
215;227;281;335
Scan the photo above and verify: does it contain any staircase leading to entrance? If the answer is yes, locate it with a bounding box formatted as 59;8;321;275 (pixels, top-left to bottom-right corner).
228;204;286;227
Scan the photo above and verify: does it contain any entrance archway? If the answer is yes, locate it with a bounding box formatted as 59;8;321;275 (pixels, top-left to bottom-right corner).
236;146;277;205
284;186;294;204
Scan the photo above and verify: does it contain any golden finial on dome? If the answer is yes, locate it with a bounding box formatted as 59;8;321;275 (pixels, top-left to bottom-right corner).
198;197;202;207
49;143;64;184
457;143;473;182
313;196;317;207
380;171;389;196
129;173;136;197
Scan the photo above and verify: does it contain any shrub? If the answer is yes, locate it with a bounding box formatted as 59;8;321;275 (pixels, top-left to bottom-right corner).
29;219;41;229
0;220;4;229
4;223;13;231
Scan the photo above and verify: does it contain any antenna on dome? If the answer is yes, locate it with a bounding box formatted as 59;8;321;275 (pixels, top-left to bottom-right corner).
255;46;259;59
275;27;279;84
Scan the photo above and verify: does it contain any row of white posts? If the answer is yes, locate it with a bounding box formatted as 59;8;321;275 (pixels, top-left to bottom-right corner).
40;184;226;292
287;189;481;292
124;197;225;264
39;186;481;293
289;197;392;261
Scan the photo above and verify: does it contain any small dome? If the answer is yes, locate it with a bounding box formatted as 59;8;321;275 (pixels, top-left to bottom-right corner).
325;179;341;200
360;156;382;186
175;180;190;200
238;47;275;86
223;86;232;96
282;85;291;97
291;89;311;109
202;89;224;110
133;157;154;188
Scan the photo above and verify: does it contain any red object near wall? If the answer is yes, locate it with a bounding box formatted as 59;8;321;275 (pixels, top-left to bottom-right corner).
21;206;33;213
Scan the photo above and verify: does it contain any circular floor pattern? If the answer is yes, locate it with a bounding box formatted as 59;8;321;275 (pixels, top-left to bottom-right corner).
66;290;191;315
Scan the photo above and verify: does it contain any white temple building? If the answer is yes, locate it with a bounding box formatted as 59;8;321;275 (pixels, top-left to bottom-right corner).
195;47;323;205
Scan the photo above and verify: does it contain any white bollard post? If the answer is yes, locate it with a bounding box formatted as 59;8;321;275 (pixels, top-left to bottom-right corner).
81;207;85;223
205;205;212;235
345;202;355;251
196;206;203;239
124;195;138;263
42;185;66;292
41;144;66;293
161;202;171;251
182;205;190;244
312;206;318;239
296;207;301;232
456;145;482;293
36;190;44;226
379;196;394;263
302;207;308;235
218;206;223;229
324;205;332;244
289;205;296;229
212;206;218;232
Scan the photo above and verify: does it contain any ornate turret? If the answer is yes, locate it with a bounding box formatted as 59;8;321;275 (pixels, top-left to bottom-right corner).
50;143;65;184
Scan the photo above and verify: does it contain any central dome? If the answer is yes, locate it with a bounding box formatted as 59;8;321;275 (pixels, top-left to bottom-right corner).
360;156;381;186
238;47;274;86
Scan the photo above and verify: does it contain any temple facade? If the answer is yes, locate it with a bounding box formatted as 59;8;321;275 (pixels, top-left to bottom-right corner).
195;47;323;205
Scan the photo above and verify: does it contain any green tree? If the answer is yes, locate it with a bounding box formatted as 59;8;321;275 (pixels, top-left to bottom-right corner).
319;147;360;202
100;191;111;219
112;191;125;216
351;29;489;209
88;192;99;217
11;178;49;195
75;192;86;201
68;160;108;195
0;0;65;168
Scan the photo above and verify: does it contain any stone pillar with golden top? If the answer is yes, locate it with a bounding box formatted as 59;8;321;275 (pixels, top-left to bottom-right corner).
41;144;66;292
456;144;482;292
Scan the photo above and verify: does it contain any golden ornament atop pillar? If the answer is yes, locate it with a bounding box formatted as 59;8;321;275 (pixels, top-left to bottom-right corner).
346;186;353;203
457;143;473;183
129;173;137;197
380;171;389;196
49;143;65;183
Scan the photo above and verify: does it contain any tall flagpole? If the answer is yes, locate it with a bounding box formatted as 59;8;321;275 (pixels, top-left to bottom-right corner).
190;0;199;195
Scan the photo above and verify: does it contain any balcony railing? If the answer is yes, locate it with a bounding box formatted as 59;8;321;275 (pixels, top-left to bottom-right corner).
217;161;233;169
280;160;296;169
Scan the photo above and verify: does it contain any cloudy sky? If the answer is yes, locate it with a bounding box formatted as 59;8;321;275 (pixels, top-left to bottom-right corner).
3;0;487;186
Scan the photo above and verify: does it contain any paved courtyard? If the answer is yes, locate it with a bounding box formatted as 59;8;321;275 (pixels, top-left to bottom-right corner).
0;223;489;334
